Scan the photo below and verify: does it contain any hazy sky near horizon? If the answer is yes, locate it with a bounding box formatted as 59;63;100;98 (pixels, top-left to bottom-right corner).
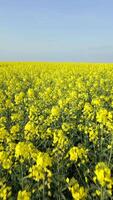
0;0;113;62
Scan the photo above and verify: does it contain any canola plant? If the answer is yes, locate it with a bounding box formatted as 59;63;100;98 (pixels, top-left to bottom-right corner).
0;62;113;200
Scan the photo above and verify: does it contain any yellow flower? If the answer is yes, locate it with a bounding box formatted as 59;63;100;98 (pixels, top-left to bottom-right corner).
0;127;9;142
0;151;12;169
27;88;34;98
10;124;20;134
96;109;108;125
51;106;60;117
95;189;101;196
62;122;70;132
29;152;52;183
83;102;92;113
52;129;69;156
24;121;35;132
92;98;101;106
36;152;52;168
58;99;64;108
67;177;87;200
15;142;37;161
24;121;38;140
17;190;31;200
88;127;98;144
69;146;88;163
0;182;12;200
15;92;25;104
94;162;113;195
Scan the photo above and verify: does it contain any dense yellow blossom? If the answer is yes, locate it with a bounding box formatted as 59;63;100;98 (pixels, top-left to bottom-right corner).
27;88;34;98
0;128;10;142
0;151;12;169
93;162;113;197
17;190;31;200
10;124;20;135
29;152;52;184
0;62;113;199
94;162;113;187
52;129;69;156
88;127;98;144
15;92;25;104
67;177;87;200
51;106;60;117
69;145;88;163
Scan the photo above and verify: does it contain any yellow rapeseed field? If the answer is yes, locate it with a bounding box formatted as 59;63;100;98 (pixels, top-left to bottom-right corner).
0;62;113;200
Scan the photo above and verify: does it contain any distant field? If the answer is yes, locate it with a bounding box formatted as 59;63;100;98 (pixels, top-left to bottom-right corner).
0;63;113;200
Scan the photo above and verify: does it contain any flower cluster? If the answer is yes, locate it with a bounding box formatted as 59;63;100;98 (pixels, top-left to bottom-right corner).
93;162;113;196
66;177;87;200
69;145;88;164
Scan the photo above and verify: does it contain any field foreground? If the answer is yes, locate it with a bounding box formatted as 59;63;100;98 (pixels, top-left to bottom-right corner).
0;63;113;200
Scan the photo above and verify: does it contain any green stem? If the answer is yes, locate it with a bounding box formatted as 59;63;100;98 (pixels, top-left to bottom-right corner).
108;134;113;166
21;162;23;190
100;127;103;160
100;186;104;200
108;145;113;165
43;178;45;200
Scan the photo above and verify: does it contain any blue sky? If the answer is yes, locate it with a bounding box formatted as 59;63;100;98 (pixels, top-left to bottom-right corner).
0;0;113;62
